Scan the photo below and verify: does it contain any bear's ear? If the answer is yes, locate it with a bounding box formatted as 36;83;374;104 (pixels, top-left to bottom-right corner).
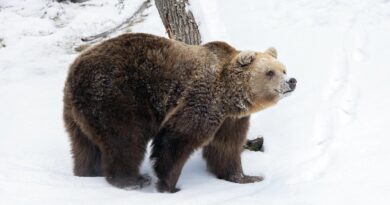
265;47;277;58
237;50;256;66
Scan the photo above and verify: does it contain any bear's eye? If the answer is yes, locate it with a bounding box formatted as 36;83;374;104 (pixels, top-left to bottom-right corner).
283;70;286;74
266;70;274;77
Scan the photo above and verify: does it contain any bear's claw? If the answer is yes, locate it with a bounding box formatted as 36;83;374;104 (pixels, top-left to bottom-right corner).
106;174;151;190
156;180;181;193
227;174;264;184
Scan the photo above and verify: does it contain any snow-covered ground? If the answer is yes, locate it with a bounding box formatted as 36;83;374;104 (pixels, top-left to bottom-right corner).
1;0;390;204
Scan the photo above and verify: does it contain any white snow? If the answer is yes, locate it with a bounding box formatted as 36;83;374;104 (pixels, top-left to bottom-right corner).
1;0;390;204
189;0;230;42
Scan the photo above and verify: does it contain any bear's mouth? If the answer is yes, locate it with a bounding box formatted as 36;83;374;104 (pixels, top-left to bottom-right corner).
274;89;294;96
282;90;294;94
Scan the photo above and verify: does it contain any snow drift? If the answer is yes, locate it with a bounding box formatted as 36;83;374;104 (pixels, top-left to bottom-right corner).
0;0;390;204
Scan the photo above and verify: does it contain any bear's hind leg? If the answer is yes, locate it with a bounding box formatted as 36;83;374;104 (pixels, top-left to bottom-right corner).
203;116;263;183
100;131;151;189
65;114;102;177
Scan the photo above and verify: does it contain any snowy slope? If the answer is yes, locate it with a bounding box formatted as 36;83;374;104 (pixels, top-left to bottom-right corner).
1;0;390;204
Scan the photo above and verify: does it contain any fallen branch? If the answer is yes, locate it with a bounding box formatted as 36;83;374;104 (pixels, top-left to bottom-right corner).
244;137;264;152
56;0;90;3
0;38;6;48
81;0;151;42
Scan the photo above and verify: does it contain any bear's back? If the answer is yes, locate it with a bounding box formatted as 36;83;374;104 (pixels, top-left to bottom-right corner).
70;33;213;87
64;33;218;123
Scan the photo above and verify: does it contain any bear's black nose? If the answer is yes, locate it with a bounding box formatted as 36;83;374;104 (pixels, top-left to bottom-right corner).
288;78;297;90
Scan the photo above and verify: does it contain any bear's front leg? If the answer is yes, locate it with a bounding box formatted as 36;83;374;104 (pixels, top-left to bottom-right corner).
203;116;263;184
150;107;222;193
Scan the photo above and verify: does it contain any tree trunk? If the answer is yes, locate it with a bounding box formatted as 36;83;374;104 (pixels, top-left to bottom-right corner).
155;0;201;45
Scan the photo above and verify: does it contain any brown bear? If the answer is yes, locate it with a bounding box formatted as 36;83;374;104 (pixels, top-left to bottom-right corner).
63;33;296;193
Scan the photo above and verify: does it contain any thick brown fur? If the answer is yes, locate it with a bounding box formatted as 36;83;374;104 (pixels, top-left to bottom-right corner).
63;33;291;192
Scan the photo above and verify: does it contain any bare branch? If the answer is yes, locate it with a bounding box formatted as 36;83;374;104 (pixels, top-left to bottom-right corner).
81;0;151;42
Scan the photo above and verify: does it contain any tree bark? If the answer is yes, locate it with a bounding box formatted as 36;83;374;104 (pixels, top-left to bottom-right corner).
155;0;201;45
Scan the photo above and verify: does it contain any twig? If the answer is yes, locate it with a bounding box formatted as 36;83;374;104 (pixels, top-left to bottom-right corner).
0;38;6;48
81;0;151;42
244;137;264;152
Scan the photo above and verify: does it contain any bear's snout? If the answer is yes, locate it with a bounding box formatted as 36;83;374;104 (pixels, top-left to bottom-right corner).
288;78;297;90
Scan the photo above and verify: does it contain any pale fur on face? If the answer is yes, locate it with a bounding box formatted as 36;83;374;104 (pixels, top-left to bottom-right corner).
239;48;294;114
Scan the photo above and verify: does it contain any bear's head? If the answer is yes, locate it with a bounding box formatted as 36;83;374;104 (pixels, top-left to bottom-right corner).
233;47;297;115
